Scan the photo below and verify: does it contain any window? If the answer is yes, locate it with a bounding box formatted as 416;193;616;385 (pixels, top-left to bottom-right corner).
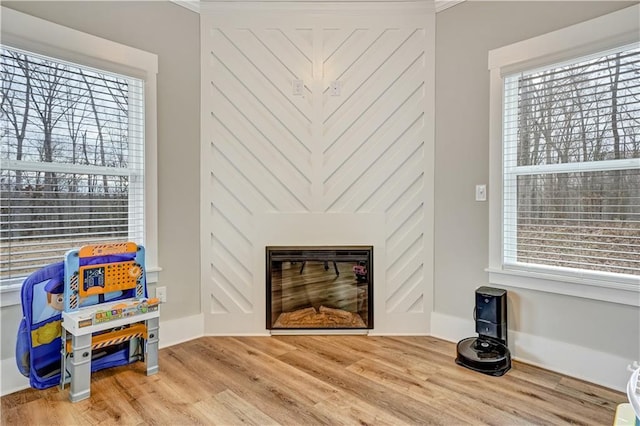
488;5;640;305
503;45;640;276
1;47;145;283
0;8;158;304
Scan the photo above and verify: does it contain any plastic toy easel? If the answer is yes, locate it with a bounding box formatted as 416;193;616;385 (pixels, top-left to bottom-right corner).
59;242;159;402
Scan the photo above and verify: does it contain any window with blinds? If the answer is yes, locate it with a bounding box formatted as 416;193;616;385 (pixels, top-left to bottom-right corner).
0;46;145;286
502;44;640;277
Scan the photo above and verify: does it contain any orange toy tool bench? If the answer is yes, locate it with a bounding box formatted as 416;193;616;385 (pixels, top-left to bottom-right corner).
60;243;159;402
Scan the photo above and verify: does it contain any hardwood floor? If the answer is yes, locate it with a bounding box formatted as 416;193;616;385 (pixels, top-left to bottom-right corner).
1;335;625;425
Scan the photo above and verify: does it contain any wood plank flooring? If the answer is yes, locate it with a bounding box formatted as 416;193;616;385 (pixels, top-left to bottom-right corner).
1;335;625;425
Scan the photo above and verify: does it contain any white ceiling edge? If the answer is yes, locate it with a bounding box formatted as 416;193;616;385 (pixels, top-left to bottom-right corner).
435;0;465;13
171;0;200;13
170;0;465;14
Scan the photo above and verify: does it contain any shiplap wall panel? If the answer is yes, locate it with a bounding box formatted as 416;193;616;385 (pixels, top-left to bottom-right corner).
359;148;425;212
201;6;434;334
324;110;425;212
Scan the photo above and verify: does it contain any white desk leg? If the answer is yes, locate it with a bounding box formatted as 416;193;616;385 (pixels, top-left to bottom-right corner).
69;334;92;402
60;328;67;390
146;317;159;375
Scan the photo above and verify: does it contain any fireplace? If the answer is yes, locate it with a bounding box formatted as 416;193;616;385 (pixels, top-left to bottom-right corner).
266;246;373;330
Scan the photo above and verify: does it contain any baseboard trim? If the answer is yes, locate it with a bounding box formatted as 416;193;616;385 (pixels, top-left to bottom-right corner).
159;313;204;349
430;311;631;392
204;332;270;337
1;357;29;396
1;313;205;397
369;332;430;336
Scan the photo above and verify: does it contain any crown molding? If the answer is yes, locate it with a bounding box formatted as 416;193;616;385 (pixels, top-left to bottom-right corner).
171;0;465;14
434;0;464;13
170;0;201;13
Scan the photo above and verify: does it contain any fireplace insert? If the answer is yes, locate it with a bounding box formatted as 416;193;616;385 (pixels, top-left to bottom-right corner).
266;246;373;330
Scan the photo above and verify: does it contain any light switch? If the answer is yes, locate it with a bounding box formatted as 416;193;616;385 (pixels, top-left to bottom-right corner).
475;184;487;202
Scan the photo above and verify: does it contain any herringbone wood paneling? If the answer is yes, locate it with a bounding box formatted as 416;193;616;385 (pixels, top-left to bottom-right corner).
202;9;433;332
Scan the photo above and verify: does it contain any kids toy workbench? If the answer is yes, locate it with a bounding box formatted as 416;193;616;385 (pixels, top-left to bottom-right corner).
60;242;160;402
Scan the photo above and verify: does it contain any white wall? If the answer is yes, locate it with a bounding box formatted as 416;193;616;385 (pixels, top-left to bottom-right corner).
0;0;201;359
433;1;640;391
200;3;435;335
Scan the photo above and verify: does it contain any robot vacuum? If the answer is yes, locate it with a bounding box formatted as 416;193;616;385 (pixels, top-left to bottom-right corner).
455;336;511;376
455;286;512;377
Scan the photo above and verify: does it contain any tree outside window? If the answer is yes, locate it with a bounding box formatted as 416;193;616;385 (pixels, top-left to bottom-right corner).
503;45;640;277
0;46;144;283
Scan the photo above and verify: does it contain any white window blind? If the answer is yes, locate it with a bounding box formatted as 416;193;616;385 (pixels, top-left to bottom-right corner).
0;46;145;285
502;44;640;277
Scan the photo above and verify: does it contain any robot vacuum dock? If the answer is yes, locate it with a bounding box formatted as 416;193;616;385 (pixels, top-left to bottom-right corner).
455;286;512;376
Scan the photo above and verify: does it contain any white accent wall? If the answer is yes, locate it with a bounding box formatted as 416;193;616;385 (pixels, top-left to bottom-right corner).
200;3;435;335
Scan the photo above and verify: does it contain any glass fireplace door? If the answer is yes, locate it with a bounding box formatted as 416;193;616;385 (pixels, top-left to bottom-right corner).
266;246;373;330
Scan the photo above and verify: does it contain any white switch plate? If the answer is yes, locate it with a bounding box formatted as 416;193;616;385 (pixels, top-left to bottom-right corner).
330;80;341;96
292;79;304;96
475;184;487;202
156;286;167;303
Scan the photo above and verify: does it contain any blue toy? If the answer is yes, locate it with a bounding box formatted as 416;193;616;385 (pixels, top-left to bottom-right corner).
15;247;144;390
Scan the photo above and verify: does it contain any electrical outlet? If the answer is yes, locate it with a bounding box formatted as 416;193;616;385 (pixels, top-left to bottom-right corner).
155;286;167;303
330;80;341;96
292;79;304;96
475;184;487;202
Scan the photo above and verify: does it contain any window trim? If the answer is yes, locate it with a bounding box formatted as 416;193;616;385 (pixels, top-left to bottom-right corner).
487;4;640;307
0;7;160;307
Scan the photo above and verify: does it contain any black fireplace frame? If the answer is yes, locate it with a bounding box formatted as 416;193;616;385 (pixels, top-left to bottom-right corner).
266;245;374;330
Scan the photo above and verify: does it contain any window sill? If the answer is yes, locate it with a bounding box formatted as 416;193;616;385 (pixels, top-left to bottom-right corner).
0;266;162;308
486;267;640;307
